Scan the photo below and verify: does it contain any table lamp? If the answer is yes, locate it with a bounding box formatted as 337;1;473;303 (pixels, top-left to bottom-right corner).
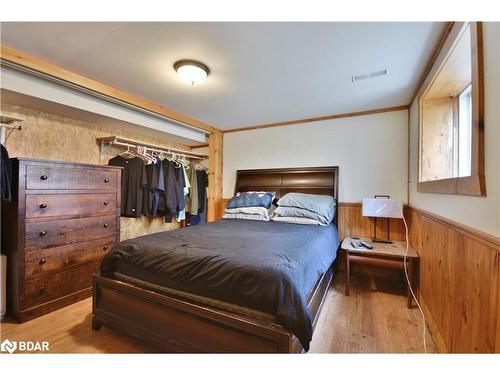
362;196;403;243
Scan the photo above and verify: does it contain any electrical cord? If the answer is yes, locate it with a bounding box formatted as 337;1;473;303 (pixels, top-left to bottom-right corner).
402;212;427;354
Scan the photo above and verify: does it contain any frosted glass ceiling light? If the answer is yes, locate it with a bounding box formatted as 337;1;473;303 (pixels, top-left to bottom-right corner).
174;60;209;86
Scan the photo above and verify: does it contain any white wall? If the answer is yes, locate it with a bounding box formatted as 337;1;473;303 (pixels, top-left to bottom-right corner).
223;110;408;202
409;22;500;237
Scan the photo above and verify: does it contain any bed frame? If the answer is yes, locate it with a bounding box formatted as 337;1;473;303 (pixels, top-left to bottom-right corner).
92;166;339;353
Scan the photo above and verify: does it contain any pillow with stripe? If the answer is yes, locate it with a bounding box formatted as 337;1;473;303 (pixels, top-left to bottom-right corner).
226;191;275;209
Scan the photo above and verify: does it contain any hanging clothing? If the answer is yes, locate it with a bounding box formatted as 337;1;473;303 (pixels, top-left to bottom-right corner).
162;160;178;222
174;164;186;213
187;213;202;226
189;165;199;215
151;160;165;217
1;144;13;202
143;157;162;217
183;165;191;195
108;155;147;218
187;168;208;226
176;165;190;222
157;161;166;216
196;169;208;214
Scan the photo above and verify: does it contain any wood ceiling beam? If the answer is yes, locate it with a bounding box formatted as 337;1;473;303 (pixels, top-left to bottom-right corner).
0;44;221;135
222;105;409;133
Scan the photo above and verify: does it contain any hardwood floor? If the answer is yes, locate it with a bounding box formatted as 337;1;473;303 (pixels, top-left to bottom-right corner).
0;267;435;353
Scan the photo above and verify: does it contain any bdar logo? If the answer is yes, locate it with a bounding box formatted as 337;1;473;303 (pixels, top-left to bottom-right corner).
1;339;17;353
0;339;49;353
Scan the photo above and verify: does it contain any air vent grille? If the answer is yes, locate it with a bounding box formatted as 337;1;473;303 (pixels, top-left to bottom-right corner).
352;69;387;82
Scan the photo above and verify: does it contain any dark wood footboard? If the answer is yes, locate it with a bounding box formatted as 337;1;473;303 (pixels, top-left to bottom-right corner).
92;264;334;353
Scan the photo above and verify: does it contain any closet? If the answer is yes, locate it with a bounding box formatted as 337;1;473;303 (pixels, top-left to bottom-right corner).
99;136;209;226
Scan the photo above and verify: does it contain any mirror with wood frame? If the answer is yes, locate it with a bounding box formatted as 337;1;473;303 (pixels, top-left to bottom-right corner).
417;22;485;196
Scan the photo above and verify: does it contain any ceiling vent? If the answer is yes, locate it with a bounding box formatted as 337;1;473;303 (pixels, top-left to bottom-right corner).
352;69;387;82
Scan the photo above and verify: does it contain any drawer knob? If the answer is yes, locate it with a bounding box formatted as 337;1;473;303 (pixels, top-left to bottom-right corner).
103;223;109;228
104;201;109;205
104;178;110;183
39;258;47;265
103;245;109;250
39;285;47;294
39;203;47;209
40;175;48;180
39;230;47;237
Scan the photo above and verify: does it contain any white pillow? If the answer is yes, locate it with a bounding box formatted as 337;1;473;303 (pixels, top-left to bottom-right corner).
271;216;325;226
223;212;270;221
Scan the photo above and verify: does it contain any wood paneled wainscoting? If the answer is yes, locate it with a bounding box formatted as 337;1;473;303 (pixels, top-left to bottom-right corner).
406;207;500;353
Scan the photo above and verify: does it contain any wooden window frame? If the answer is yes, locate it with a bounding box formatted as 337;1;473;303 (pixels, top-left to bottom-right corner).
417;22;485;196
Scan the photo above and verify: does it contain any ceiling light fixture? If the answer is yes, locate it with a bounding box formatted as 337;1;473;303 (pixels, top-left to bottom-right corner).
174;60;210;86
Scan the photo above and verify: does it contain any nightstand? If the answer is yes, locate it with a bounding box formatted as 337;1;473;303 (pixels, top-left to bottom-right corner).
341;237;419;308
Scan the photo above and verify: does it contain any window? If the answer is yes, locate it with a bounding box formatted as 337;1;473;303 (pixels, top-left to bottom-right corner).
457;84;472;177
417;22;485;196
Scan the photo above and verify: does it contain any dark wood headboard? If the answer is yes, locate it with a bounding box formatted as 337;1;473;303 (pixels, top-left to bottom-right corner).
234;166;339;224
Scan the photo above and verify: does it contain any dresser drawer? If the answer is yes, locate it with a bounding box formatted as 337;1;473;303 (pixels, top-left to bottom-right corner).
26;193;116;219
52;262;100;298
26;165;117;190
23;263;99;308
25;215;116;250
25;236;115;277
23;275;53;306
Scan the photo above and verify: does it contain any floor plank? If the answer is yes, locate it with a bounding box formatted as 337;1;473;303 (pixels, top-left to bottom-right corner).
1;267;435;353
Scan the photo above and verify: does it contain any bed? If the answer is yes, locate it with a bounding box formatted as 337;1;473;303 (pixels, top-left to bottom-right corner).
92;166;340;353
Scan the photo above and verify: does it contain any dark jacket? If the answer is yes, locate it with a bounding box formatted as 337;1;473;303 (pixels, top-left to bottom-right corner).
1;144;12;202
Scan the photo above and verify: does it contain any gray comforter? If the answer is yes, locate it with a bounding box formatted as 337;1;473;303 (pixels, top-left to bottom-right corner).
100;219;339;350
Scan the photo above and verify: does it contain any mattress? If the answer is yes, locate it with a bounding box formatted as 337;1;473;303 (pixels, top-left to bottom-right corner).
101;219;340;350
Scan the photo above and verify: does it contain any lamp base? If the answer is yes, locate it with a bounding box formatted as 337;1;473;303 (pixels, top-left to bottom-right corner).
371;237;393;244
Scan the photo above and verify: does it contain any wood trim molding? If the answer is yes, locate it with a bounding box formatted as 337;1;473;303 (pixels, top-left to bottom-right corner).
222;105;409;134
207;132;223;222
417;174;486;196
410;22;455;105
408;205;500;250
0;44;220;135
190;143;209;149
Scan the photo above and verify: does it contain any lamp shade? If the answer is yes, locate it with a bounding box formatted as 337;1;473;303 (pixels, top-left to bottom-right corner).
362;198;403;219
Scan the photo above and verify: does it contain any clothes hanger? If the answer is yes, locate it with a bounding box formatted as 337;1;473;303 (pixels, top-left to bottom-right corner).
141;147;156;164
172;153;182;168
119;145;135;158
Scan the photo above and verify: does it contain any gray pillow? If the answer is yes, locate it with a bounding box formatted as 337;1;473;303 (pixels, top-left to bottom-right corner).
274;206;330;225
277;193;335;223
225;206;275;220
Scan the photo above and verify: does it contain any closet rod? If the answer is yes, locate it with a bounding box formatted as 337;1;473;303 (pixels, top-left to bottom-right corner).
0;115;23;130
97;136;208;160
0;123;22;130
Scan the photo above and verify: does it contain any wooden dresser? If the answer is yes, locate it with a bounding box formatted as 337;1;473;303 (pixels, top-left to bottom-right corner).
1;158;121;321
